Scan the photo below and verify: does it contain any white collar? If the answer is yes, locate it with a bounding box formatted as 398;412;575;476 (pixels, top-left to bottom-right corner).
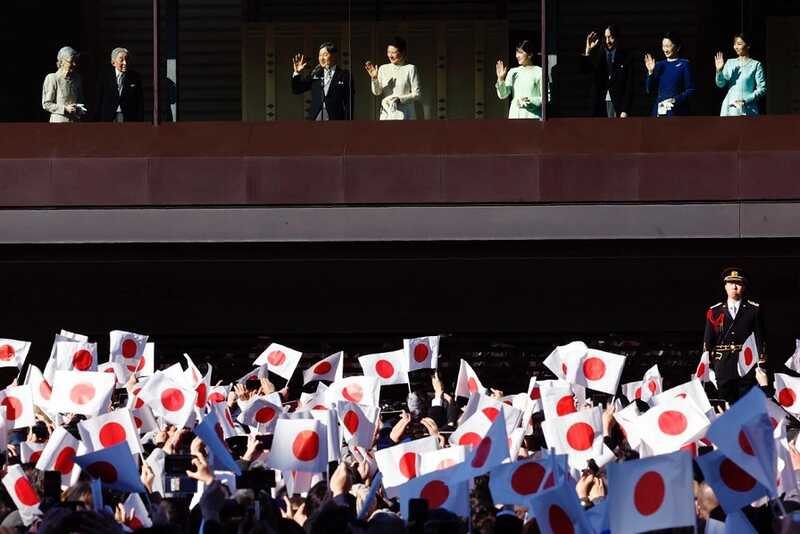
727;298;741;309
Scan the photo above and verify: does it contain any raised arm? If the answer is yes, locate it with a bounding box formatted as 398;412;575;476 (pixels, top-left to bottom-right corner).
714;53;728;88
495;61;512;100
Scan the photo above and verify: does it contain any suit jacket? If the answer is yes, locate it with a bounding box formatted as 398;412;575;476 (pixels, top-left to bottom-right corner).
703;299;765;384
580;47;635;117
291;66;353;120
94;68;144;122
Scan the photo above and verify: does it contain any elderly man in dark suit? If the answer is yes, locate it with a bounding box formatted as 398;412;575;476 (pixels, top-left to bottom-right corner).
94;47;144;122
291;42;353;120
581;24;635;118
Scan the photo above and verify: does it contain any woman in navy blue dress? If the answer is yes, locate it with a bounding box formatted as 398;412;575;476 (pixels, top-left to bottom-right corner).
644;32;695;117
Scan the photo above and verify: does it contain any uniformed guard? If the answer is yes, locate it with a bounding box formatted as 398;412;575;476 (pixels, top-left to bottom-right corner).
702;268;766;403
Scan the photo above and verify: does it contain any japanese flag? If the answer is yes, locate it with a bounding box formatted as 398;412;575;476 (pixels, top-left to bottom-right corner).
738;333;760;376
237;364;268;385
374;436;439;489
207;385;230;405
622;380;643;402
24;365;53;410
2;465;41;525
326;376;381;407
449;410;492;448
109;330;148;369
607;450;695;534
541;386;578;420
395;464;470;519
696;449;769;513
266;418;328;474
613;401;643;450
78;408;142;455
651;379;713;417
74;441;145;493
455;359;485;398
564;348;626;395
540;406;605;470
35;427;80;486
97;362;127;387
420;445;467;475
404;335;440;371
0;338;30;368
238;397;283;434
20;442;45;464
182;353;205;388
0;385;36;429
459;411;510;479
50;371;114;416
131;405;159;435
459;393;520;435
311;408;341;463
303;351;344;385
543;341;587;380
210;401;238;439
784;339;800;372
359;350;409;386
527;377;542;412
193;361;213;409
489;456;558;506
136;371;197;427
122;493;153;530
695;351;711;383
136;342;156;376
194;410;242;475
253;342;302;381
55;340;98;372
337;401;378;449
637;396;710;454
640;364;662;402
528;479;594;534
774;373;800;415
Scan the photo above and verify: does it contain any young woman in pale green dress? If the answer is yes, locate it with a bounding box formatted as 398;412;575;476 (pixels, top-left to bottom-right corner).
714;33;766;117
495;40;542;119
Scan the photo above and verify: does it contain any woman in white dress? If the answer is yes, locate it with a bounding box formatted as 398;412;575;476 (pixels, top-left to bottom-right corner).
496;40;542;119
42;46;87;123
365;36;421;120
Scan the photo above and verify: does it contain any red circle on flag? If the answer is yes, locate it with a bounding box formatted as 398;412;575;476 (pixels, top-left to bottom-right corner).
511;462;545;495
255;407;276;423
680;442;697;457
39;380;52;400
779;388;796;407
582;357;606;380
134;416;143;429
657;410;687;435
696;362;706;378
160;388;185;411
738;431;754;456
771;417;780;429
2;396;23;420
342;383;363;403
633;471;665;516
0;344;15;361
121;339;138;359
467;378;478;393
127;517;144;530
634;387;642;400
292;430;319;461
561;363;568;376
482;407;500;422
99;422;127;447
720;458;757;492
343;410;359;434
209;392;225;404
375;359;395;379
70;383;96;405
530;387;541;401
88;461;118;483
136;357;146;371
544;472;556;489
548;505;574;534
420;480;449;509
14;477;40;506
225;409;236;428
54;446;76;475
648;380;658;394
458;432;482;448
195;383;207;408
398;452;418;479
267;350;286;366
30;451;42;464
556;395;576;416
314;361;332;375
744;347;753;366
471;437;493;468
413;343;429;363
565;422;594;451
72;350;93;371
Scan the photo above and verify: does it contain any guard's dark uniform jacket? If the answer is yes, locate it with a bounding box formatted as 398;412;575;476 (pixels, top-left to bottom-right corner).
703;299;765;384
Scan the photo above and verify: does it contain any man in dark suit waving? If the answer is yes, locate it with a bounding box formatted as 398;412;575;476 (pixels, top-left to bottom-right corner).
94;47;144;122
580;25;635;118
291;42;353;121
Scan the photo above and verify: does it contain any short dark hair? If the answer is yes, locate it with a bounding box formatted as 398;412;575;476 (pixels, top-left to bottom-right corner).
516;39;535;56
604;23;621;39
662;31;682;50
319;42;337;55
387;36;407;55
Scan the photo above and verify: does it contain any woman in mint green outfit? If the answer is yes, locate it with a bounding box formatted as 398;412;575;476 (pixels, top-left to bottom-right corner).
714;33;766;116
496;40;542;119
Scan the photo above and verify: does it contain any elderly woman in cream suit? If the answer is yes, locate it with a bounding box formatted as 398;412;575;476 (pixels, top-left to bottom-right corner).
42;46;86;123
364;36;421;120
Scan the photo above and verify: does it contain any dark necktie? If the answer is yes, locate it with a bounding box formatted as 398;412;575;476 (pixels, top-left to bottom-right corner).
607;51;613;70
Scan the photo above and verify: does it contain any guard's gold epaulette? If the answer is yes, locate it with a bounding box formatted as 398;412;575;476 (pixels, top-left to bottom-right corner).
748;300;759;307
710;302;723;309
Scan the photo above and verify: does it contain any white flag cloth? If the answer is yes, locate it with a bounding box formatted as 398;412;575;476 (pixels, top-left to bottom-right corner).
253;342;302;381
237;364;268;385
613;402;643;450
403;335;440;371
122;493;153;530
651;378;713;416
529;479;594;534
458;393;520;436
326;376;380;407
637;396;710;454
394;463;469;519
564;348;626;395
131;405;159;435
0;385;36;429
738;333;759;376
266;418;328;474
55;340;98;372
97;362;127;388
194;411;242;475
337;401;378;449
109;330;148;373
488;456;557;506
607;450;695;534
73;441;145;493
449;410;492;448
695;351;711;383
540;386;577;420
209;402;238;440
374;436;439;488
237;397;283;434
207;385;230;405
78;408;142;454
24;365;52;411
0;338;31;368
134;342;155;376
303;351;344;385
359;350;409;386
193;362;213;409
181;353;204;388
50;370;115;416
540;406;604;468
35;427;80;486
543;341;587;380
784;339;800;372
640;364;662;402
20;442;44;464
459;411;509;479
419;445;467;475
310;408;341;463
696;449;769;513
622;380;643;402
455;359;486;398
2;465;41;525
137;371;197;427
774;373;800;415
527;377;542;412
